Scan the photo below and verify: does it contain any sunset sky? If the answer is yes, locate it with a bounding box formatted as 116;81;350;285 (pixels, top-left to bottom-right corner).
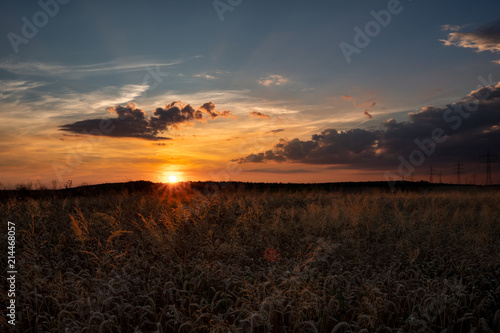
1;0;500;186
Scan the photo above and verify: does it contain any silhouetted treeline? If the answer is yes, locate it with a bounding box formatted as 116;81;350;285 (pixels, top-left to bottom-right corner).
1;180;498;200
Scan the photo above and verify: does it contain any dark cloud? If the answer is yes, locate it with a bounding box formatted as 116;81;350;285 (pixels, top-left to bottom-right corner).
60;101;235;140
442;18;500;63
235;150;288;163
249;111;271;119
60;103;163;140
236;82;500;171
473;19;500;43
268;129;285;133
151;102;203;131
221;110;236;118
199;102;222;119
234;128;379;165
379;82;500;162
245;168;315;174
363;110;373;118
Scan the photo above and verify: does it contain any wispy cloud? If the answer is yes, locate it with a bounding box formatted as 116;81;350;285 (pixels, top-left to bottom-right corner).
0;80;45;99
50;84;148;112
441;19;500;63
441;24;470;32
0;83;149;122
338;94;377;120
0;58;183;77
192;70;229;80
193;74;216;80
258;74;288;86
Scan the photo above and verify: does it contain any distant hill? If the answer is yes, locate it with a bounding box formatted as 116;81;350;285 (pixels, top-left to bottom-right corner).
0;180;497;200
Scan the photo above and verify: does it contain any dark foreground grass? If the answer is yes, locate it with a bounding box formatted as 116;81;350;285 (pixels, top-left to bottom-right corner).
1;185;499;332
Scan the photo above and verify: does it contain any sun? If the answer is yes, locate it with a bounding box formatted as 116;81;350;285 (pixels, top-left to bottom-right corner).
162;171;183;184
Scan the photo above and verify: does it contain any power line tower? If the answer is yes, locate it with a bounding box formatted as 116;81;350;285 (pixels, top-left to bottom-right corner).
478;149;498;185
425;166;435;183
454;161;464;185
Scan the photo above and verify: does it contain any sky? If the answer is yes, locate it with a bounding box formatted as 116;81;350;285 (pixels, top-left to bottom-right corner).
1;0;500;186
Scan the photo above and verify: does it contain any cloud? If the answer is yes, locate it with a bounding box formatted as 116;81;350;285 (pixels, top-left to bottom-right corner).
93;84;149;108
60;101;235;141
193;70;229;80
0;80;45;99
249;111;271;119
358;100;376;108
234;150;288;163
0;58;182;77
220;110;237;119
198;102;218;119
258;74;288;86
441;24;469;32
235;81;500;170
339;94;376;120
234;128;379;165
268;129;284;133
0;80;150;123
245;168;315;174
193;74;216;80
195;101;237;119
441;19;500;63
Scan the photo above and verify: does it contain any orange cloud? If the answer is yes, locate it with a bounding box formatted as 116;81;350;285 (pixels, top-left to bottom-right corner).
339;94;376;119
249;111;271;119
358;100;376;108
441;19;500;63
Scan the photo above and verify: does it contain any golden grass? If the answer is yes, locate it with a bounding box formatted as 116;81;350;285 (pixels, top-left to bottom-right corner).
1;187;499;332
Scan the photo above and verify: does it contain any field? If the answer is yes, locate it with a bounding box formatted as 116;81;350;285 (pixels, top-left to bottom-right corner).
1;182;500;332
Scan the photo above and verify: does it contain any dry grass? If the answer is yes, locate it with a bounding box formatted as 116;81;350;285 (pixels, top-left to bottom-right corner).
1;186;499;332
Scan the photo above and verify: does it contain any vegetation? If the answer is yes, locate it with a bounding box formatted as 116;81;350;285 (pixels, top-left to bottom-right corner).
1;183;499;332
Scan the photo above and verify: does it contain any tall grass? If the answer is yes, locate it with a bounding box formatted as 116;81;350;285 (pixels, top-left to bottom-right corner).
1;187;499;332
